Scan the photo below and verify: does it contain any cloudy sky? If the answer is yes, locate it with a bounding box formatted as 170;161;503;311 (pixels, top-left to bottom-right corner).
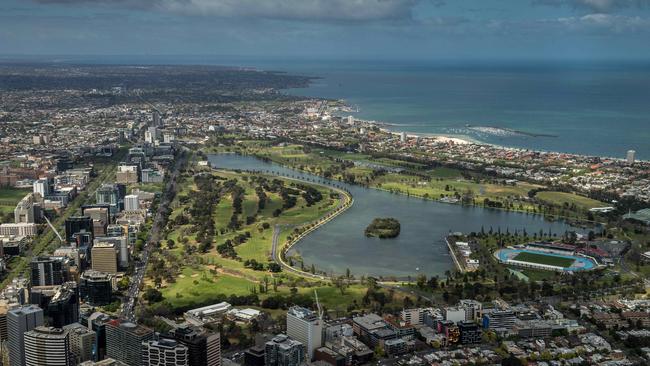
2;0;650;60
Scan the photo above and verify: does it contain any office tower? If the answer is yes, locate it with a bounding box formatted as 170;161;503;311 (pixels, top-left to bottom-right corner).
400;131;406;143
96;236;129;269
124;194;139;211
142;338;189;366
265;335;304;366
30;282;79;328
65;216;93;244
8;305;44;366
169;325;221;366
105;319;154;366
24;326;71;366
627;149;636;164
80;270;113;305
64;323;97;364
14;194;37;223
33;178;52;198
31;256;65;286
91;242;118;274
0;303;8;342
286;306;322;361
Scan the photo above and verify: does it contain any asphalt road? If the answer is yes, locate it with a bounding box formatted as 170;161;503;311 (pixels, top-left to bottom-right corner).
121;147;187;321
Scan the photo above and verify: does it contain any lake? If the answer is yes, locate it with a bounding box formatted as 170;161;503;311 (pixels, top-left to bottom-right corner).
209;153;583;278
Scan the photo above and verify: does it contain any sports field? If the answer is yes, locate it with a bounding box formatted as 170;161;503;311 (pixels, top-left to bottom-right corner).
513;251;575;268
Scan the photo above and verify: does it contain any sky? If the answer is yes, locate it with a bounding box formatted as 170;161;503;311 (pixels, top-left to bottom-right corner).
1;0;650;61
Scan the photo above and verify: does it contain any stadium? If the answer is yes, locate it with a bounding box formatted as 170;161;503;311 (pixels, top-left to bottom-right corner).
494;247;598;272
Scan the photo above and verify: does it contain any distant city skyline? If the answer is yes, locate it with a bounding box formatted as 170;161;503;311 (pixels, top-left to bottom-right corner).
2;0;650;60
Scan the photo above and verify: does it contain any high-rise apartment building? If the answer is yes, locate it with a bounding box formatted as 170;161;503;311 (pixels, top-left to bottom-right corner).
286;306;322;361
142;338;189;366
124;194;140;211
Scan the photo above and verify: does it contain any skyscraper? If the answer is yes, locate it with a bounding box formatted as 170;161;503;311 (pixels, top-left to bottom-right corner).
142;338;189;366
105;319;154;366
29;282;79;327
627;149;636;164
286;306;322;361
33;178;52;198
24;326;71;366
169;325;221;366
8;305;44;366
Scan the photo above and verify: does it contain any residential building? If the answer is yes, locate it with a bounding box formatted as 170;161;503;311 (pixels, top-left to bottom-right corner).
286;306;322;361
141;338;189;366
458;321;482;344
265;334;304;366
124;194;139;211
24;326;71;366
0;223;38;237
8;305;44;366
116;164;139;184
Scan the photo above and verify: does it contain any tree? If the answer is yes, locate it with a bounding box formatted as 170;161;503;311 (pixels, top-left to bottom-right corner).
143;288;163;303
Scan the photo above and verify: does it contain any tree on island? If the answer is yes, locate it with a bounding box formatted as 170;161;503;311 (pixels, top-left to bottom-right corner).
364;217;401;239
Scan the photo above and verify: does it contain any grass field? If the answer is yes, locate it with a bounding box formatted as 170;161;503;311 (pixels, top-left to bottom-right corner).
513;252;575;268
535;191;606;210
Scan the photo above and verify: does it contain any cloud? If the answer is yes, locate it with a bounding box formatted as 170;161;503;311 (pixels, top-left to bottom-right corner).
33;0;426;22
533;0;650;13
488;12;650;35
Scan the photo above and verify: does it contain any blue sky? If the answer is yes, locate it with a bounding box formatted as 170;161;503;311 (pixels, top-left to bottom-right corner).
2;0;650;60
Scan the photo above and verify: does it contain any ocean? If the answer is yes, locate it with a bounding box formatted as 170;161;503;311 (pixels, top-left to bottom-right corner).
24;56;650;159
272;60;650;160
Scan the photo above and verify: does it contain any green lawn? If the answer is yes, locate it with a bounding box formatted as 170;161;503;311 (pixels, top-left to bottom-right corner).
513;252;575;268
536;191;606;210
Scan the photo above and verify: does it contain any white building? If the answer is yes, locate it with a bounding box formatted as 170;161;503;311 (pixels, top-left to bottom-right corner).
142;339;188;366
400;308;424;325
24;326;71;366
286;306;322;361
443;307;466;323
0;223;38;237
124;195;139;211
400;132;407;143
627;150;636;164
33;178;51;198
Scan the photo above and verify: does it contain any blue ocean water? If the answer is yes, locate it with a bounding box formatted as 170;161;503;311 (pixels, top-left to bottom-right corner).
275;60;650;160
29;56;650;159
